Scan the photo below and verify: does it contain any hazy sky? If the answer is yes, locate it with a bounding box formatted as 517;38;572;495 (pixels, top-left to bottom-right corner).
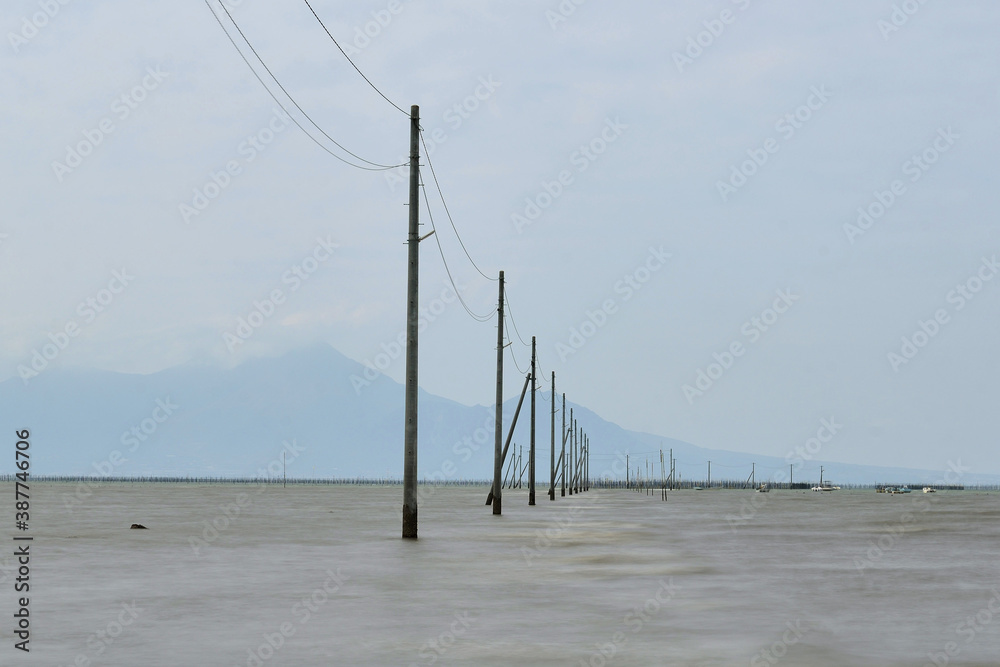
2;1;998;473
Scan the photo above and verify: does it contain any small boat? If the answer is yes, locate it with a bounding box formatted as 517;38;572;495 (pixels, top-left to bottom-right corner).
692;486;704;490
756;483;769;493
899;486;912;493
812;468;839;491
923;487;936;493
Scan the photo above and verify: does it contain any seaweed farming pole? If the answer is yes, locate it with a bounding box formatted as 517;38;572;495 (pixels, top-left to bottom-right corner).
561;393;567;497
402;105;420;539
529;336;536;506
491;271;505;515
549;372;555;501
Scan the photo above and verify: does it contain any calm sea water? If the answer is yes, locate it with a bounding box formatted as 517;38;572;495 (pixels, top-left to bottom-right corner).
7;483;1000;666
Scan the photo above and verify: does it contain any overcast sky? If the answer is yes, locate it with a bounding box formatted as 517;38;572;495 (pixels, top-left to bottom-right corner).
2;0;998;474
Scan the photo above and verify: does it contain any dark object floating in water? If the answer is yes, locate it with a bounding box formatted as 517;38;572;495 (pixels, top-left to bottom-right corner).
130;523;148;530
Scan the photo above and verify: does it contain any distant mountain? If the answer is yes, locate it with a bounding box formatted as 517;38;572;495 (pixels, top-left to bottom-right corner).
2;344;997;485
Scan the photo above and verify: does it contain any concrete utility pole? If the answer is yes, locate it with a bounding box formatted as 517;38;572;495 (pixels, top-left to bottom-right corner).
492;271;505;516
561;394;566;497
708;461;711;488
568;409;574;495
402;105;420;539
529;336;536;506
549;372;555;501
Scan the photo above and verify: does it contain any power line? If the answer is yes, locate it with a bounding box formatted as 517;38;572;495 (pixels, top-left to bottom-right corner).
420;177;496;323
206;0;403;171
419;130;496;282
503;291;531;347
300;0;409;117
504;318;527;374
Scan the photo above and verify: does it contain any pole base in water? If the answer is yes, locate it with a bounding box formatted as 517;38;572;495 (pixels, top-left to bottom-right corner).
402;506;417;539
492;498;502;515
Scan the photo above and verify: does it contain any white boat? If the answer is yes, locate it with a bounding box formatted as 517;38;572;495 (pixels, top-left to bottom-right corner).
812;467;839;491
756;483;770;493
923;487;936;493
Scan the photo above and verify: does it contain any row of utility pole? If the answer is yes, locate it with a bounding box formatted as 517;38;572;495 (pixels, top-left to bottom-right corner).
400;104;591;538
488;271;591;515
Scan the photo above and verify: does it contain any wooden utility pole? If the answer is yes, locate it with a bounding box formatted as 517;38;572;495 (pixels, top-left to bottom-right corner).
529;336;536;505
402;105;420;539
549;372;555;501
492;271;505;516
561;394;566;497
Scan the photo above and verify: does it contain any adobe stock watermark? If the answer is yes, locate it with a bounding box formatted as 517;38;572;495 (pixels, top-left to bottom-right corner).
853;459;970;574
340;0;413;56
545;0;588;31
62;397;180;514
408;611;478;667
749;620;809;667
223;236;338;352
726;416;843;532
231;568;350;667
52;66;169;182
349;280;464;393
672;0;753;73
56;601;142;667
578;578;677;667
511;117;628;234
887;255;997;372
180;108;292;223
683;289;799;405
717;85;832;202
189;439;305;557
843;127;958;244
878;0;933;41
385;76;502;193
417;410;496;505
555;246;671;362
8;0;74;53
17;268;134;385
924;589;1000;667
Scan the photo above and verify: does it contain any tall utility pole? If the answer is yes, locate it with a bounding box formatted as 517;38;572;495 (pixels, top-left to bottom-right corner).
549;372;555;501
626;453;629;489
402;105;420;539
669;448;673;491
561;394;566;497
529;336;536;506
492;271;505;516
568;409;574;496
